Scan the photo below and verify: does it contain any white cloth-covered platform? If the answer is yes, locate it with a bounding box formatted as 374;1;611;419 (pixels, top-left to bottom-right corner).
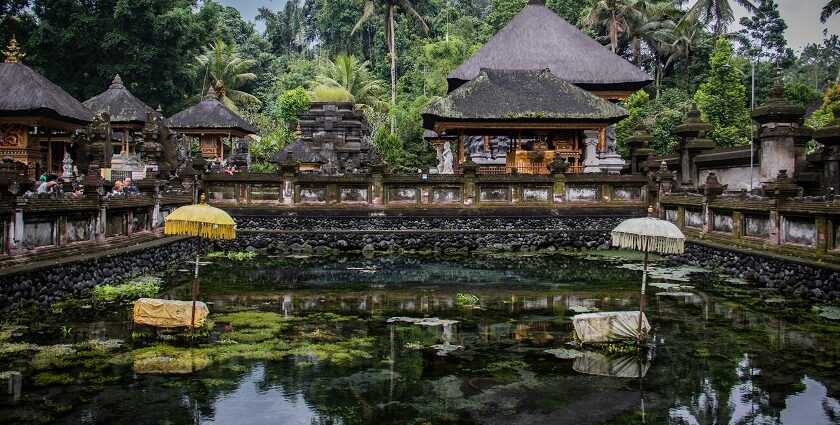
572;311;650;344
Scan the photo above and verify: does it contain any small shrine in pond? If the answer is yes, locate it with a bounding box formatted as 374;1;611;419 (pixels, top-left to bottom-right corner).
423;0;652;174
168;88;257;160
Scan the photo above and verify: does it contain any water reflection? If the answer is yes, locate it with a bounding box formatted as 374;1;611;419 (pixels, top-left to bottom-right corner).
1;254;838;425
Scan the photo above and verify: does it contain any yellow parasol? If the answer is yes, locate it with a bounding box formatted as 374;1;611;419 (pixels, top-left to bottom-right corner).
611;207;685;344
164;204;236;335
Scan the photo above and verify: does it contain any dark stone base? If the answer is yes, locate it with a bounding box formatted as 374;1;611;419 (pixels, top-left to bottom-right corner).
234;216;625;232
0;239;196;313
678;244;840;302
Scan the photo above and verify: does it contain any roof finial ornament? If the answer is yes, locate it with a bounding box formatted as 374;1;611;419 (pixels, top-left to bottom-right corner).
295;123;303;139
205;87;217;100
110;74;124;89
767;63;787;103
3;36;25;63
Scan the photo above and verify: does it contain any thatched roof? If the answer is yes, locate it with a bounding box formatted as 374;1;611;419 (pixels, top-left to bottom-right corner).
168;88;257;136
0;59;92;125
422;69;629;130
447;0;652;93
84;75;158;126
270;138;328;164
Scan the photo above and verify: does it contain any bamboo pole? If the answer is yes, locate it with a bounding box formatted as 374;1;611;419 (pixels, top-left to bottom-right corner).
190;237;200;338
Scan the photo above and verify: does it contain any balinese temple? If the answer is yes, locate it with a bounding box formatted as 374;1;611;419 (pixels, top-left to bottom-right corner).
0;38;92;177
84;75;159;157
168;88;257;160
270;137;328;173
423;0;652;174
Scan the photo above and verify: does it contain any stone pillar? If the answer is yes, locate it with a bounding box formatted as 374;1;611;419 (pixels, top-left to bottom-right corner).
11;201;24;254
548;155;568;204
461;158;477;206
732;211;743;240
624;125;656;175
751;79;805;184
582;131;601;173
813;105;840;195
152;188;162;230
674;104;715;189
97;200;107;243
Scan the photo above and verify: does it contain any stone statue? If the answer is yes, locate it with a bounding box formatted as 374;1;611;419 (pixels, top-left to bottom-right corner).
87;112;113;169
61;150;74;180
442;141;454;174
605;125;617;154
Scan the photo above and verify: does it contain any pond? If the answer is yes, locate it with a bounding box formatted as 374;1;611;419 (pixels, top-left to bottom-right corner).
1;253;839;424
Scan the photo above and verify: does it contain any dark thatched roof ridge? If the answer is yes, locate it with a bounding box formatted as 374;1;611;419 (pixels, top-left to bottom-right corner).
269;138;328;164
447;1;652;92
422;68;629;130
83;75;158;126
168;88;257;135
0;62;92;124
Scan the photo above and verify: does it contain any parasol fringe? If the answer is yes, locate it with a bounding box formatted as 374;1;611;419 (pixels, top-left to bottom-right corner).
611;231;685;255
164;220;236;240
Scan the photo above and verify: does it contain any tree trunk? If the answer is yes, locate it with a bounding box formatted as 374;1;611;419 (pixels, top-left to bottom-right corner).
610;11;618;52
389;4;397;134
633;37;641;68
655;58;661;97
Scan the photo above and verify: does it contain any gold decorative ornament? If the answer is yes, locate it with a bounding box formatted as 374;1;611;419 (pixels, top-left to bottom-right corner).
3;36;25;63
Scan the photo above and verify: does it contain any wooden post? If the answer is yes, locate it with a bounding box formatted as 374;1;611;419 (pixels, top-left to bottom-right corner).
190;238;200;338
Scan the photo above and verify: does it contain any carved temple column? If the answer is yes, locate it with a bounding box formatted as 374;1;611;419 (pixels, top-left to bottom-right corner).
674;104;715;189
751;78;805;184
582;130;601;173
813;104;840;194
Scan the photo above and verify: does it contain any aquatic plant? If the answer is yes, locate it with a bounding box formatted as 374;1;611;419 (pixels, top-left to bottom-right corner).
92;276;161;302
455;293;481;309
206;251;257;261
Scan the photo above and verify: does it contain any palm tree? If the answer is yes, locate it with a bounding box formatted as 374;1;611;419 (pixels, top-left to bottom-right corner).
680;0;756;37
314;54;386;111
585;0;642;53
665;21;710;94
352;0;429;133
626;1;683;95
195;39;260;112
822;0;840;23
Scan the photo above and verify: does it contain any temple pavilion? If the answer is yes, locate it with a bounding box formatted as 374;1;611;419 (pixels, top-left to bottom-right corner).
423;0;652;174
84;75;160;157
168;89;257;160
0;38;91;177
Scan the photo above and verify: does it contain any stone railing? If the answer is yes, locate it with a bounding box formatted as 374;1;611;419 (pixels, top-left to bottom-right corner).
661;192;840;266
202;171;652;211
0;189;192;259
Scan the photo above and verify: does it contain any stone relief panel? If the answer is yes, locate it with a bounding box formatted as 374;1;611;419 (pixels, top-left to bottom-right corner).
23;219;55;249
388;187;419;204
685;209;704;228
782;216;816;247
298;187;327;203
206;184;236;203
612;187;641;201
713;212;733;233
522;187;550;203
106;213;126;237
665;209;678;223
432;187;461;204
566;186;598;201
66;216;92;243
340;187;369;203
744;215;772;238
479;187;510;202
132;211;149;233
250;184;281;203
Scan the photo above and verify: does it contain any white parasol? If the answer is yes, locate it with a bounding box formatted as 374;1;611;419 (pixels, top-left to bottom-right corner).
611;210;686;344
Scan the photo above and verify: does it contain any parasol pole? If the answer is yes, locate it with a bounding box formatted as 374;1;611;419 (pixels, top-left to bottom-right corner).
638;238;649;345
190;237;200;337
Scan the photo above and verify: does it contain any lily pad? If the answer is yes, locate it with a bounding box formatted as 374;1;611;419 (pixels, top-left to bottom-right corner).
386;317;460;326
545;348;584;359
814;306;840;321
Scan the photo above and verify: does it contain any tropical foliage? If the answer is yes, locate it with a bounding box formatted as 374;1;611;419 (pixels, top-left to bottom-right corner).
0;0;835;169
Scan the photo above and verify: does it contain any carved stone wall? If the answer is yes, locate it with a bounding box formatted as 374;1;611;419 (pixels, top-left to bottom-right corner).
296;102;371;173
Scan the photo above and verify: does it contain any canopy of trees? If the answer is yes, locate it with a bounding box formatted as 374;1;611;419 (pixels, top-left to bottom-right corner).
1;0;837;169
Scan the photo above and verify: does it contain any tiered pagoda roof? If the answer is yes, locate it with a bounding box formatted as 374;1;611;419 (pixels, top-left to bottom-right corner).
84;75;158;127
422;69;629;131
0;38;91;127
447;0;652;93
168;88;257;136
